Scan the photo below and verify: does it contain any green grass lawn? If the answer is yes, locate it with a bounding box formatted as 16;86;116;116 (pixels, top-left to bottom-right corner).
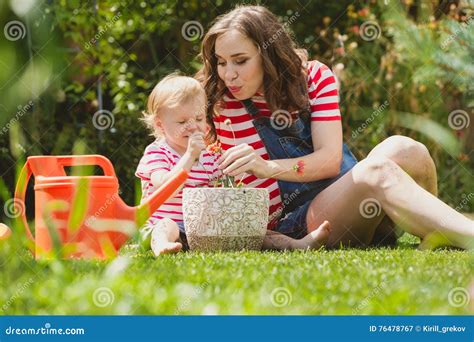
0;234;472;315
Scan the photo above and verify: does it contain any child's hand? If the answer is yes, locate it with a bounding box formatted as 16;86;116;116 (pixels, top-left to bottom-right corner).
187;132;206;160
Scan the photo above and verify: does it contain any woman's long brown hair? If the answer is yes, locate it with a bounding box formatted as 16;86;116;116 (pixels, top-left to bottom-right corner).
196;5;309;142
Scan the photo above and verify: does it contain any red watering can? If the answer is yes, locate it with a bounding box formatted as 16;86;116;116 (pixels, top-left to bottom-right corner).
13;155;188;259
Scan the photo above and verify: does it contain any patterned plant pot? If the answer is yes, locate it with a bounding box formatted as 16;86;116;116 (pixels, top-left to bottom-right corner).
182;188;269;251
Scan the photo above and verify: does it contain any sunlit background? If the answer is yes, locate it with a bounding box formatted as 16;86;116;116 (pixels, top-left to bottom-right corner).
0;0;472;315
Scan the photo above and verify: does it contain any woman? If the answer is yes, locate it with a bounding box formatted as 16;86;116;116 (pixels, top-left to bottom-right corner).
197;5;473;249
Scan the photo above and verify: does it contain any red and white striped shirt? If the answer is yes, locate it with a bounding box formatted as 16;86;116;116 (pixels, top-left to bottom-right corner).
215;60;342;228
135;139;220;225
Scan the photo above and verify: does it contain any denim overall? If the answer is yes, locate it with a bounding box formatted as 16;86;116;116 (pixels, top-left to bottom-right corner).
241;99;358;238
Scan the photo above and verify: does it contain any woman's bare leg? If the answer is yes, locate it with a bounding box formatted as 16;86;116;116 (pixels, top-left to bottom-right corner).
370;135;439;245
367;135;438;195
306;136;473;249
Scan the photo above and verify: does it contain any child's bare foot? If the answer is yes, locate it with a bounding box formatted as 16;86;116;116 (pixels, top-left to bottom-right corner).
294;220;331;250
150;219;182;256
152;240;182;255
151;232;182;255
0;223;12;240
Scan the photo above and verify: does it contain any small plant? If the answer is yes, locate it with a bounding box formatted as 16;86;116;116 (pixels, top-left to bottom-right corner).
205;117;306;188
206;141;243;188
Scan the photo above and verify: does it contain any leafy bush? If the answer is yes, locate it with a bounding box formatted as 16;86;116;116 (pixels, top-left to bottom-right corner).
1;0;472;220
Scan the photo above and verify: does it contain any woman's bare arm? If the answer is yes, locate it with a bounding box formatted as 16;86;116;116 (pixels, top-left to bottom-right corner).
218;121;343;182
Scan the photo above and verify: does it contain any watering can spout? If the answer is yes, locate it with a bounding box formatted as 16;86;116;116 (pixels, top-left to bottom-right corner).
131;169;189;228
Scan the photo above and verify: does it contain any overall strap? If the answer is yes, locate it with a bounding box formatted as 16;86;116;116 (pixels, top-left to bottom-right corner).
241;98;262;118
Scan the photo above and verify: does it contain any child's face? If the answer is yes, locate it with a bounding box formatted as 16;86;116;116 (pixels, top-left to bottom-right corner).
215;29;264;99
156;97;207;154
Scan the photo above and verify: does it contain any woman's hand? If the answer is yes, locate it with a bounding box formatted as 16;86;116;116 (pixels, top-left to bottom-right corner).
218;143;271;178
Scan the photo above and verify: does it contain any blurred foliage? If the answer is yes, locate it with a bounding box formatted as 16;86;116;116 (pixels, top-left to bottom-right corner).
0;0;473;222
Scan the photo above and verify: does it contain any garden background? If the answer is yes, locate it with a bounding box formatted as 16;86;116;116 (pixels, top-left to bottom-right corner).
0;0;472;315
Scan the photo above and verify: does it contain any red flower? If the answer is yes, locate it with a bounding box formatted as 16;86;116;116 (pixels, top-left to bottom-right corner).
293;160;305;175
358;8;369;17
350;25;359;34
335;47;345;56
207;141;223;155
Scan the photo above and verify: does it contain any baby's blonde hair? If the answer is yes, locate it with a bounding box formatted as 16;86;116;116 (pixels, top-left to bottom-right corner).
142;73;206;138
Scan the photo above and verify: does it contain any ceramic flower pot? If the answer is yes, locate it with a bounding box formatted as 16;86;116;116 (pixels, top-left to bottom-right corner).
183;188;269;251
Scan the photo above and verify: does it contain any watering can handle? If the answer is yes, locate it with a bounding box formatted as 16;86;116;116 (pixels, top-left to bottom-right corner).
56;155;116;177
13;161;34;241
13;155;116;242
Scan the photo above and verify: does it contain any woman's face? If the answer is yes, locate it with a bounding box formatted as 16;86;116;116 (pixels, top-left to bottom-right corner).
215;29;264;99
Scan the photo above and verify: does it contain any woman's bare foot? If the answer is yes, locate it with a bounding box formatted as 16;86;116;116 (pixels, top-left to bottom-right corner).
293;220;331;250
262;221;332;251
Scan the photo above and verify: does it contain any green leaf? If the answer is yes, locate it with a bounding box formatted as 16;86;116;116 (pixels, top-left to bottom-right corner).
67;177;90;234
394;111;461;156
